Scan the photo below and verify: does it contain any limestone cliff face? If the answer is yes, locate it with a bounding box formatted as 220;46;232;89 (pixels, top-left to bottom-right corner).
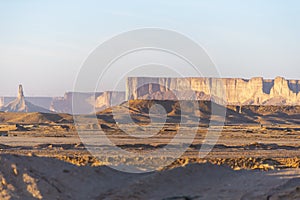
51;91;125;114
3;77;298;114
126;77;300;105
95;91;125;111
50;92;102;114
0;97;4;108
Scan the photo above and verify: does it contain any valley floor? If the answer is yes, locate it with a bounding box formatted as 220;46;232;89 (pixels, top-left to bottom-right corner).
1;123;300;199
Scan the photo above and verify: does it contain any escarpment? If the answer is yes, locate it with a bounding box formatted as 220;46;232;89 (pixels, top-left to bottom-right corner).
2;77;299;114
126;77;300;105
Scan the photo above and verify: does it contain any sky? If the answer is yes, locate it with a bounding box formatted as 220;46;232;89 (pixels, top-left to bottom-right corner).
0;0;299;96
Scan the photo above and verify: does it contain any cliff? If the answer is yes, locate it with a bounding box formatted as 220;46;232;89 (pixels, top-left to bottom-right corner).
50;92;102;114
95;91;125;111
51;91;125;114
0;91;125;114
2;76;298;114
126;77;300;105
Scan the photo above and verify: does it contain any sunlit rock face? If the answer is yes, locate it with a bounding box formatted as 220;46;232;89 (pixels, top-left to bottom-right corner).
0;85;51;113
2;77;299;114
51;91;125;114
95;91;125;111
126;77;300;105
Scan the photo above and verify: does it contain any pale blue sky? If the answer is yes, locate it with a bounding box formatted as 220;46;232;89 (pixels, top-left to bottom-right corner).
0;0;299;96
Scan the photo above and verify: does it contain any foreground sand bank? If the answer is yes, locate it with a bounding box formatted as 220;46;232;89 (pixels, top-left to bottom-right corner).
1;154;300;200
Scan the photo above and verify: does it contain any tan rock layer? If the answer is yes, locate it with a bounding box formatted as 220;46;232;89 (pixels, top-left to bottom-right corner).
126;77;300;105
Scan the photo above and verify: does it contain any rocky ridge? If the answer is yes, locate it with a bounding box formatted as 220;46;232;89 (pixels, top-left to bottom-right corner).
126;76;300;105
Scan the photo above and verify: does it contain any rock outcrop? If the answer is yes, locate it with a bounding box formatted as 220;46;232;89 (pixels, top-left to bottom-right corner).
1;90;125;114
126;77;300;105
0;85;51;113
0;97;53;111
95;91;125;111
51;91;125;114
50;92;100;114
2;77;299;114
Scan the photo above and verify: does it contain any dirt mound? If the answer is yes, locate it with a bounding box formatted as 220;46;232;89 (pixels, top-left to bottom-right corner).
98;100;255;124
1;154;299;199
261;178;300;199
0;112;73;124
230;105;300;124
0;154;135;199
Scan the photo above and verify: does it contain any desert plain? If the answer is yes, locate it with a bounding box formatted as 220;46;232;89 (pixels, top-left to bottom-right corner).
0;99;300;199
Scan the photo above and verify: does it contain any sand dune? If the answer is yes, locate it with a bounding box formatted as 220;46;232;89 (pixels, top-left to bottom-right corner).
0;154;300;200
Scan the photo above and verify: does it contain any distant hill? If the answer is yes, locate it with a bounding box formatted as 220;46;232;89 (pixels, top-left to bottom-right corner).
0;112;73;124
1;97;299;125
0;85;52;113
97;100;255;125
98;100;300;125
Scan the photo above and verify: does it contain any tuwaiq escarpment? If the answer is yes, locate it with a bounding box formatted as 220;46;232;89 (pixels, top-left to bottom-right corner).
1;77;300;114
126;77;300;105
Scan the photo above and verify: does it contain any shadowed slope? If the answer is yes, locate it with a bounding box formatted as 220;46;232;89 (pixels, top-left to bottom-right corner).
0;154;298;200
97;100;255;124
0;112;73;124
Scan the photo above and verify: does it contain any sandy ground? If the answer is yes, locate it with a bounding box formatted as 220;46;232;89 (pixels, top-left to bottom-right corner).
1;154;300;200
1;125;300;199
2;125;300;168
1;103;300;199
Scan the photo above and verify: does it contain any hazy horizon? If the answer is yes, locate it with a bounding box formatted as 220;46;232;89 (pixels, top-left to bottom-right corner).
1;75;299;98
1;0;299;96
